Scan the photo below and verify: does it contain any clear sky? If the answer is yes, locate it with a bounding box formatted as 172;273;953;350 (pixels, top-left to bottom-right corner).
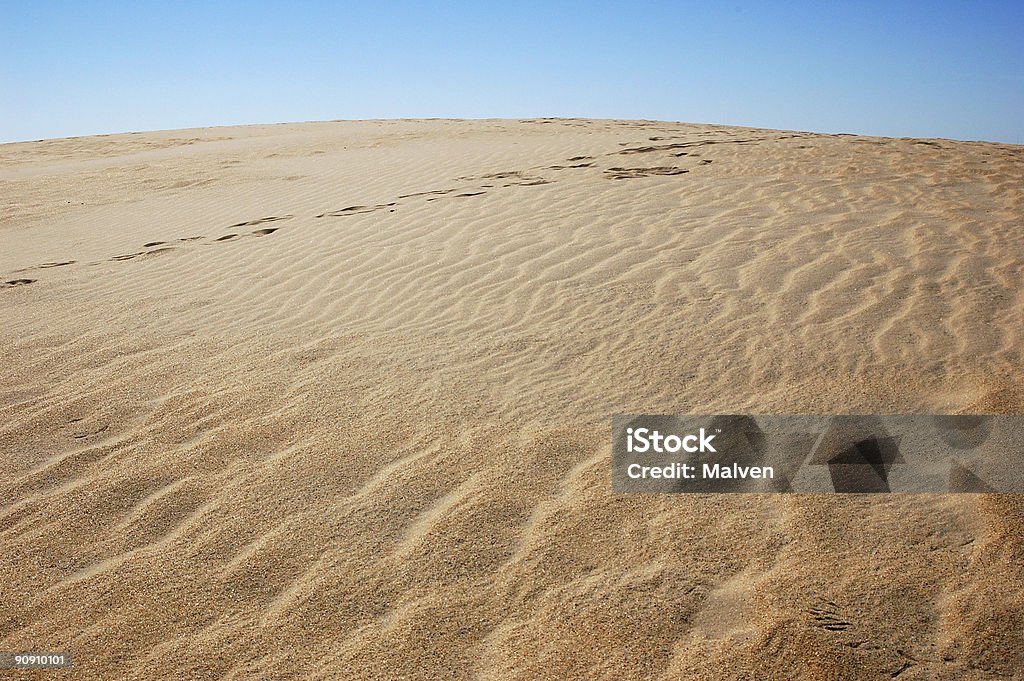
2;1;1022;144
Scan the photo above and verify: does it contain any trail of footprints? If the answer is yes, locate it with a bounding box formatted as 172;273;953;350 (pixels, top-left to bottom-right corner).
4;131;772;290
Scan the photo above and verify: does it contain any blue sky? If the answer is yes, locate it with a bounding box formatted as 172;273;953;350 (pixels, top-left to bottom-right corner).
2;1;1022;143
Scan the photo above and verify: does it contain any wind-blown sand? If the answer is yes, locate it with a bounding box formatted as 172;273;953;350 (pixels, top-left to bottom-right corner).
1;119;1022;679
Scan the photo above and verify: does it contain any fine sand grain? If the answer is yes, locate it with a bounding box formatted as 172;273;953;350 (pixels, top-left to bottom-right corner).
1;119;1022;679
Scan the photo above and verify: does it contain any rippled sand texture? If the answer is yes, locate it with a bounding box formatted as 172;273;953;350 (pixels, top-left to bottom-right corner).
2;120;1023;679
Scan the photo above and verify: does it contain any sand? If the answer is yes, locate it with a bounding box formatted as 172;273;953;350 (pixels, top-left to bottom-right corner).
1;119;1022;679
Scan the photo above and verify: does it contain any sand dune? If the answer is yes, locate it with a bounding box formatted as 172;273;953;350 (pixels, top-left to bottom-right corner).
1;119;1022;679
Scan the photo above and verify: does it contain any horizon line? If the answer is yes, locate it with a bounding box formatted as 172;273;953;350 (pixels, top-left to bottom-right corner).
3;117;1021;147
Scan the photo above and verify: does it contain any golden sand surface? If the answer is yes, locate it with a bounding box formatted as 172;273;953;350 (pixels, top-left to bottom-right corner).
1;119;1022;679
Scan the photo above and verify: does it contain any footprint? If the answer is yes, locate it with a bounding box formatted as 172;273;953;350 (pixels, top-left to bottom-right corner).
807;599;853;632
477;171;525;180
504;179;551;187
316;203;396;218
215;234;238;242
1;278;35;289
179;236;205;242
455;191;486;198
616;138;761;155
109;247;176;261
13;261;75;273
252;228;278;236
605;166;688;179
72;423;109;439
459;170;551;187
229;215;292;228
143;242;167;248
398;189;455;199
616;143;694;154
